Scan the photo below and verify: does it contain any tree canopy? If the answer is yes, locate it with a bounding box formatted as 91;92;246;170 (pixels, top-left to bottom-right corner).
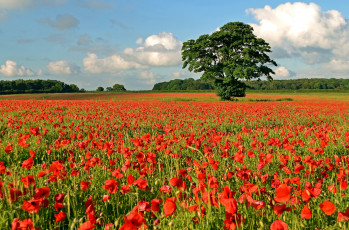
0;79;81;94
96;86;104;92
181;22;277;100
152;78;215;90
105;83;126;91
152;78;349;91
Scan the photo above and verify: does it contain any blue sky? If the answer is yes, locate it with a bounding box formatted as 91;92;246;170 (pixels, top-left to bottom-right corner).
1;0;349;90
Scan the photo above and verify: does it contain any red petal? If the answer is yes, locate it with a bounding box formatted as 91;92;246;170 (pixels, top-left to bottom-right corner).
301;205;312;219
164;197;176;217
275;184;291;203
319;200;336;215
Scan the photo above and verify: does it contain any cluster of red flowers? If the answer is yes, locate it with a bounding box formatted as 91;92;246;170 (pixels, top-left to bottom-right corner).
0;99;348;229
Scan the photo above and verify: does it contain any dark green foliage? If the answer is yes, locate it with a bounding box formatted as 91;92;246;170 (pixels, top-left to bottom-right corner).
96;86;104;92
112;83;126;91
182;22;277;100
106;83;126;91
152;78;215;90
217;77;246;99
0;79;81;94
153;78;349;91
246;78;349;90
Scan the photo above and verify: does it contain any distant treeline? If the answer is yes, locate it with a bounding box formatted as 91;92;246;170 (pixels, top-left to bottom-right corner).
152;78;349;90
0;79;82;94
247;78;349;90
152;78;215;90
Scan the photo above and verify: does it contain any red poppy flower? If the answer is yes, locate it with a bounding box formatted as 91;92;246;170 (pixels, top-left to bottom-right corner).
127;174;135;185
121;185;131;194
151;199;162;212
10;187;23;202
301;205;312;219
220;186;238;214
80;181;91;191
294;164;304;174
164;197;176;217
103;195;111;202
21;175;35;188
55;193;65;203
38;169;49;178
29;150;36;157
270;220;288;230
224;212;244;230
54;212;67;222
11;218;36;230
133;178;148;191
33;186;50;199
104;223;113;230
30;127;40;136
160;185;172;193
0;161;5;174
78;220;96;230
320;200;336;215
22;199;42;213
339;180;347;190
5;144;13;154
273;204;291;218
301;189;311;202
275;184;291;203
188;204;199;212
138;200;150;212
111;168;124;179
119;206;146;230
54;202;63;212
71;170;79;177
337;208;349;222
102;179;119;194
252;201;266;211
22;157;34;169
169;177;187;191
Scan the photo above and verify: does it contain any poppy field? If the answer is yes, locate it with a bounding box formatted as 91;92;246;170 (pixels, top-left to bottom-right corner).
0;93;349;229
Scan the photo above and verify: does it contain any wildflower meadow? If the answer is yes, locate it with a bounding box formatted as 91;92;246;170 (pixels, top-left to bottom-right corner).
0;94;349;229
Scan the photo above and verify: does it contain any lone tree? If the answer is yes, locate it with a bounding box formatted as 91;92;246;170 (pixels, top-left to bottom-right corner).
112;83;126;91
182;22;277;100
106;83;126;91
96;86;104;92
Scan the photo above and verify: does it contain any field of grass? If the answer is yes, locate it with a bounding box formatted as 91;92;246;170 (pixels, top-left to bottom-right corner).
0;91;349;229
1;90;349;102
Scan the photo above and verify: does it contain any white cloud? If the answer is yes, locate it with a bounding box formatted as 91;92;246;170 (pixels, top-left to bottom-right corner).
0;0;34;9
47;60;80;75
274;66;290;78
37;69;43;76
322;59;349;72
172;71;186;78
83;53;147;74
136;37;143;45
248;2;349;63
139;71;157;85
144;32;179;50
39;14;79;30
0;60;35;77
125;32;182;66
82;32;183;76
0;0;65;10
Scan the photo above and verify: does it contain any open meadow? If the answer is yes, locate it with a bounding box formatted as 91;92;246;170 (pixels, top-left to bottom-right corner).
0;92;349;229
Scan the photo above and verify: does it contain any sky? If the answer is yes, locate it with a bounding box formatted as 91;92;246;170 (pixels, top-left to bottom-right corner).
1;0;349;90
